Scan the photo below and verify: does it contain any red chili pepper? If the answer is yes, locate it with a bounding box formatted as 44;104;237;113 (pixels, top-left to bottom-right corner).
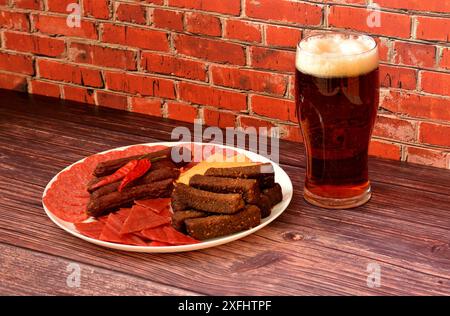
118;159;152;192
90;160;139;191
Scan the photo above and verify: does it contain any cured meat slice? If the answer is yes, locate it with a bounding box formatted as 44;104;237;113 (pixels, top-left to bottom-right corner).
158;206;172;219
135;198;171;214
43;193;88;223
123;145;168;156
120;205;170;234
75;221;105;239
141;225;199;245
115;208;132;222
99;212;147;246
148;241;172;246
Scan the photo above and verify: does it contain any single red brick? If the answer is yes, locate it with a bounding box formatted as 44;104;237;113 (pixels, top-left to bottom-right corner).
251;95;296;122
376;0;450;13
141;52;207;81
0;72;27;92
211;65;287;96
63;85;95;104
151;8;184;31
373;115;416;142
288;75;295;100
167;102;198;122
322;0;366;3
102;24;169;51
130;97;162;116
3;32;65;58
393;41;436;68
168;0;240;15
441;48;450;70
225;20;261;43
144;0;164;4
250;47;296;73
14;0;43;9
185;12;221;37
375;37;390;62
246;0;322;26
30;80;61;98
47;0;78;13
174;34;245;65
96;91;128;110
419;122;450;147
179;82;246;111
83;0;111;19
416;16;450;41
104;71;176;99
38;59;103;87
33;14;98;39
202;108;236;128
329;6;411;38
0;52;34;75
420;71;450;96
381;90;450;122
379;65;417;90
266;25;301;48
279;124;303;143
0;10;29;31
69;42;137;70
369;140;401;160
406;146;448;168
239;116;276;133
116;3;146;25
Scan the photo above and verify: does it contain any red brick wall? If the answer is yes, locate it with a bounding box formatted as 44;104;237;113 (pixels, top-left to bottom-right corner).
0;0;449;169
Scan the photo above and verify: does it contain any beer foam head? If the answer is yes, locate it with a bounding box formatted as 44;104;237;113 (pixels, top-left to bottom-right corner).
296;33;379;78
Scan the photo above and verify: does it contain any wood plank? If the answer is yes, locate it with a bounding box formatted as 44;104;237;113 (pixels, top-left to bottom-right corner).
0;243;200;296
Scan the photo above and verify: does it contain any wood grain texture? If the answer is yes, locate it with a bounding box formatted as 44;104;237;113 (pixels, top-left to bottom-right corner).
0;243;199;296
0;89;449;296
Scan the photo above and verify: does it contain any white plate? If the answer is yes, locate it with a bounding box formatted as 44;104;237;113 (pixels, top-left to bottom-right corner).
42;142;293;253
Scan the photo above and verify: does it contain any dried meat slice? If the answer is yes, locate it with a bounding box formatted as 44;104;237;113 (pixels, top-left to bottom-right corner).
141;225;198;245
158;206;172;220
99;212;147;246
122;145;168;157
148;241;172;246
135;198;171;214
120;205;170;234
43;193;88;223
163;226;199;245
75;221;105;239
115;208;132;222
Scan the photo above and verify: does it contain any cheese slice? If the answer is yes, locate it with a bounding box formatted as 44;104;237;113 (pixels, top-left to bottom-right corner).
177;153;256;185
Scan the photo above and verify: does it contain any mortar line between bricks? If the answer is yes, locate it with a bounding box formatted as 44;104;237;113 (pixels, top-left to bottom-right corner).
372;135;450;153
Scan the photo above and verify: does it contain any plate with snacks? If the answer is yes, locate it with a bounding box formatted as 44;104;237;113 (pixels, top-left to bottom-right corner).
42;142;293;253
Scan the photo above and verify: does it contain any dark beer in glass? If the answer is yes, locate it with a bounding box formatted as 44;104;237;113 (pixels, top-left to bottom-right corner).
295;32;379;209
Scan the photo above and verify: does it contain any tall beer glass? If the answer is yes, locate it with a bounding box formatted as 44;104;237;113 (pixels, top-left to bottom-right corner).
295;32;379;209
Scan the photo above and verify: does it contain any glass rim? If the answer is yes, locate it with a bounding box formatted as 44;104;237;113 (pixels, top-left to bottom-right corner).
297;31;378;58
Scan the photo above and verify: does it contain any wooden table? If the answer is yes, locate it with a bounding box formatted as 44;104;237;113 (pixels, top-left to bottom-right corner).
1;89;449;296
